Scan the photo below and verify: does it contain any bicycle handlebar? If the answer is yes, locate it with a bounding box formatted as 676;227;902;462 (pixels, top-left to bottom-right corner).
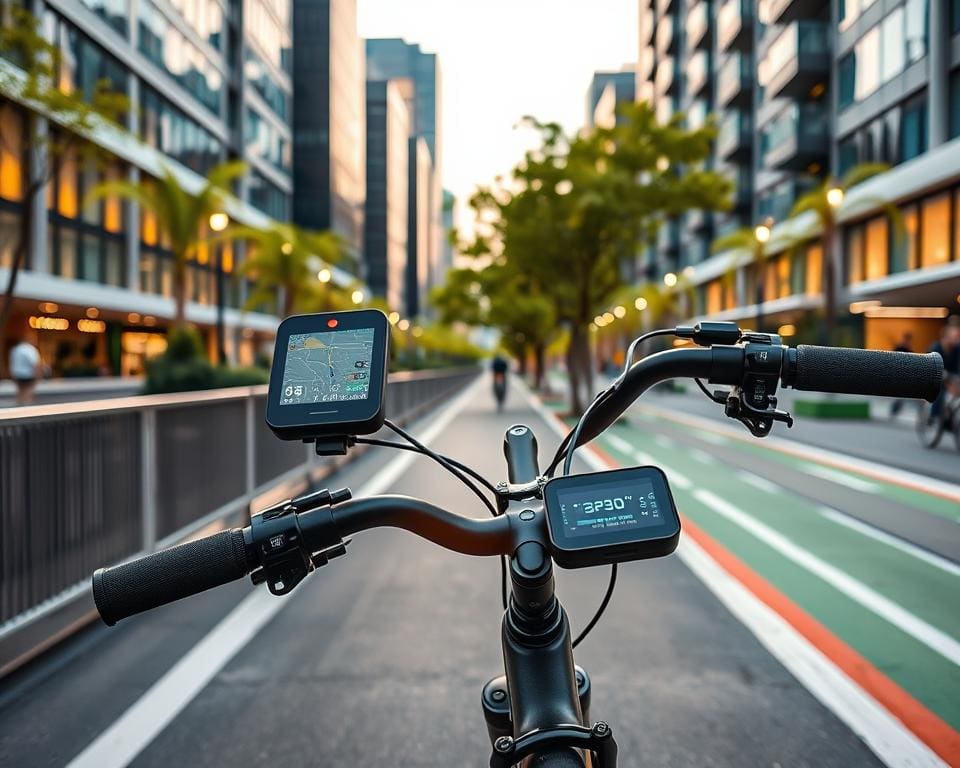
93;528;251;626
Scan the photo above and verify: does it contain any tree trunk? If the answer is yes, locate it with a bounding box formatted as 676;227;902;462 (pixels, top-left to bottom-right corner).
0;190;34;378
565;332;582;416
517;348;529;377
173;255;187;328
567;322;593;416
822;224;837;345
533;342;546;391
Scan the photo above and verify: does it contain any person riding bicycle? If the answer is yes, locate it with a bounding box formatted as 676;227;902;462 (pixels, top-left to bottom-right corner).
928;317;960;420
491;354;509;411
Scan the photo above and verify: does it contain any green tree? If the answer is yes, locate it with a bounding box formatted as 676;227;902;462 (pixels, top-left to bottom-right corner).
787;163;895;343
87;160;247;327
227;221;348;317
0;5;128;370
460;102;731;414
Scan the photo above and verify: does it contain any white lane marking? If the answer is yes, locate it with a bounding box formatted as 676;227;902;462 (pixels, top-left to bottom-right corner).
689;448;716;465
805;464;880;494
605;433;634;455
678;536;949;768
696;430;729;446
653;434;674;449
819;507;960;579
634;404;960;503
67;374;487;768
737;470;781;495
526;386;947;767
694;489;960;668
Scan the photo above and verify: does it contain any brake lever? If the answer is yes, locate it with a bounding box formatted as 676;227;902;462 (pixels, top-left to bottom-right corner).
724;388;793;437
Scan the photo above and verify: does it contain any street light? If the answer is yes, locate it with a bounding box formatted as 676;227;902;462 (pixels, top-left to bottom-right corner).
663;272;677;288
826;186;844;208
317;268;332;283
209;212;229;232
351;289;364;305
388;311;400;325
613;305;626;319
634;297;648;311
281;241;293;255
754;220;772;244
398;318;410;331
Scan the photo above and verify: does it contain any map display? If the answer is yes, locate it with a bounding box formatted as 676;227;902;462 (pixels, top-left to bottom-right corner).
279;328;375;405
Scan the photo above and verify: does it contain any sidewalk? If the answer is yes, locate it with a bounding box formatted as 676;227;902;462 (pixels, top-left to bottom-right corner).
0;376;143;407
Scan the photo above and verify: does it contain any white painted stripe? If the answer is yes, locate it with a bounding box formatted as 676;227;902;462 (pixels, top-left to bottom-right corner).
628;448;693;490
678;536;948;768
67;374;487;768
694;489;960;667
696;430;729;446
605;433;634;455
689;447;716;465
526;383;949;765
805;464;880;494
654;434;674;449
819;507;960;579
737;470;782;495
634;404;960;503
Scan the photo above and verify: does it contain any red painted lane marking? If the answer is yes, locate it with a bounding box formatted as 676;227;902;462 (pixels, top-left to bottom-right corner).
683;516;960;764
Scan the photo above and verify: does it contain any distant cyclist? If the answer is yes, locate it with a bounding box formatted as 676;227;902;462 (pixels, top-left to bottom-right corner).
928;317;960;420
491;354;509;412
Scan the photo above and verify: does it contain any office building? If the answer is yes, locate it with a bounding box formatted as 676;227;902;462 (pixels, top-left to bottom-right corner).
636;0;960;349
364;80;409;313
0;0;296;376
586;70;637;127
407;136;431;317
366;39;444;312
441;189;456;274
292;0;365;261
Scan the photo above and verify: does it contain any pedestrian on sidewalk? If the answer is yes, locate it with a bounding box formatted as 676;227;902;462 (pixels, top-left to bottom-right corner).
889;331;913;418
8;329;43;405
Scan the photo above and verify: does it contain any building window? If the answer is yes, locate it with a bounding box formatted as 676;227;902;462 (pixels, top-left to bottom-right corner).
847;226;865;284
904;0;927;63
900;95;927;162
78;0;127;37
950;70;960;140
953;0;960;34
805;244;822;295
920;193;951;268
706;280;722;315
838;54;855;110
790;250;807;295
0;105;24;203
880;7;905;83
864;216;889;281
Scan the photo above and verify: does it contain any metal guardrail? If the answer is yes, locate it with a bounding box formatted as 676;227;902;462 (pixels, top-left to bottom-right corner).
0;366;480;674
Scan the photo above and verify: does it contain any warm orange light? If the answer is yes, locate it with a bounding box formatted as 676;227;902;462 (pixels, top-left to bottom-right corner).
144;315;157;327
128;312;141;324
39;301;59;313
77;318;106;333
85;307;100;319
222;242;234;273
142;210;158;246
29;315;69;330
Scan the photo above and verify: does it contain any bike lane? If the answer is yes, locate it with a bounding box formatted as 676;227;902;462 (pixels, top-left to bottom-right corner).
539;395;960;763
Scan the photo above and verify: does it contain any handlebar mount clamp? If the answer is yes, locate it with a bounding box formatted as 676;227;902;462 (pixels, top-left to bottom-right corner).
489;722;617;768
249;487;351;595
723;334;794;437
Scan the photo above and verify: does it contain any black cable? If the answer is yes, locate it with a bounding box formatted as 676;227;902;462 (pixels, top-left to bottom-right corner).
355;434;497;519
365;425;508;610
572;564;617;649
695;378;727;404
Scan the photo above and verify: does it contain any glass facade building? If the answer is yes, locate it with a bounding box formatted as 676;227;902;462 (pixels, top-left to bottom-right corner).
0;0;293;376
366;39;444;316
364;81;409;313
292;0;365;261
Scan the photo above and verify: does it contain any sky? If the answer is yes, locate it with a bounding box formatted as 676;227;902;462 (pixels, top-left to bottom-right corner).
357;0;638;226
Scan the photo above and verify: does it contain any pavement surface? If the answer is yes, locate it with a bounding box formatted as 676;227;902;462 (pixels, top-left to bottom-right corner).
0;375;957;767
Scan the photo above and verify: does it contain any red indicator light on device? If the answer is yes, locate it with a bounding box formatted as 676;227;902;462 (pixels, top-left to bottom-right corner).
327;318;338;328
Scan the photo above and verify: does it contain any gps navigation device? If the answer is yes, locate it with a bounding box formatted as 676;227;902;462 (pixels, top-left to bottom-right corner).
266;310;389;442
542;466;681;569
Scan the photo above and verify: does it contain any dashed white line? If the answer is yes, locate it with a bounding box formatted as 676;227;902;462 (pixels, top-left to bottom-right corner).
819;507;960;579
695;430;729;446
605;433;634;455
689;448;716;465
694;489;960;667
736;470;781;495
654;434;674;449
805;464;879;494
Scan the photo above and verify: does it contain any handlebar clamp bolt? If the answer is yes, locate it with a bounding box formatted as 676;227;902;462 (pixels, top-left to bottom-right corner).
592;721;611;738
494;736;514;754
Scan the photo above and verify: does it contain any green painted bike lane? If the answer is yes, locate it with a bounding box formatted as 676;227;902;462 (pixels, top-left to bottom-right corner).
591;419;960;733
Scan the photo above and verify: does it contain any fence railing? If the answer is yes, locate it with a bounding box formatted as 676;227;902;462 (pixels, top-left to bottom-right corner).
0;366;479;674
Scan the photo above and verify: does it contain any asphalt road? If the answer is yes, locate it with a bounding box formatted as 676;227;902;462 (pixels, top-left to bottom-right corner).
0;377;950;767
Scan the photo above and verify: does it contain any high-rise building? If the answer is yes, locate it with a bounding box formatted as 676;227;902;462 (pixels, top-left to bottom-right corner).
441;189;456;274
292;0;365;261
366;39;445;308
0;0;296;376
407;136;432;317
364;80;409;313
637;0;960;349
586;70;637;127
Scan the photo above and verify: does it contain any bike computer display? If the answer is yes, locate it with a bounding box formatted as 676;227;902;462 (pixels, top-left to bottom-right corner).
542;466;680;568
266;309;389;441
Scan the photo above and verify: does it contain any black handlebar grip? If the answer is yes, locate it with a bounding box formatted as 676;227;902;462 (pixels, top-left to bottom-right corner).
791;345;943;403
92;528;250;626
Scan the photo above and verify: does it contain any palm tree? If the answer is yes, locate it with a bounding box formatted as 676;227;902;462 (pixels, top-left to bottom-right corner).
710;219;772;332
787;162;895;343
231;221;348;317
87;160;247;327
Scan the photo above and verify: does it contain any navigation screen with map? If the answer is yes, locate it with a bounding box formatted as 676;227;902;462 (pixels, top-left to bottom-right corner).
279;328;376;405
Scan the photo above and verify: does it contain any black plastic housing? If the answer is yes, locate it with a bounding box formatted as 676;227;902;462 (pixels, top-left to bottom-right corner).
265;310;389;441
543;466;681;569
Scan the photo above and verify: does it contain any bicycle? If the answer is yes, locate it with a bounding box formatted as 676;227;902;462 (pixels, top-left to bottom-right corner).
915;376;960;451
91;319;941;767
